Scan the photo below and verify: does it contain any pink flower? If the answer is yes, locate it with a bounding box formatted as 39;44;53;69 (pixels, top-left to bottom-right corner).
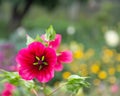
2;90;12;96
42;34;73;71
41;34;61;51
110;84;119;93
16;42;57;83
1;82;16;96
49;34;61;51
55;51;73;71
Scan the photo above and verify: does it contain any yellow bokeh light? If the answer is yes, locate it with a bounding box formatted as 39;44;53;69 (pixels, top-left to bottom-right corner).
62;71;71;79
93;79;101;86
108;67;115;75
115;54;120;62
80;69;88;76
108;76;116;84
90;64;100;74
85;48;95;59
103;48;114;57
116;64;120;72
98;71;107;80
79;64;88;76
74;50;84;59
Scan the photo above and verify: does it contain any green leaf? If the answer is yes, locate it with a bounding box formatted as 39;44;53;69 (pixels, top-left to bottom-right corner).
23;80;35;89
0;70;36;89
26;34;34;45
35;34;43;42
45;25;56;41
66;75;90;94
68;75;88;81
0;70;21;85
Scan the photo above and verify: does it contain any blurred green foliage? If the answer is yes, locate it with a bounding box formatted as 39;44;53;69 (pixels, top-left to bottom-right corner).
0;1;120;95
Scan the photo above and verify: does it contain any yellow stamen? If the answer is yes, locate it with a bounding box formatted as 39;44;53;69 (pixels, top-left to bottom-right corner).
41;56;45;61
36;56;40;61
43;62;48;65
39;65;42;70
33;62;38;65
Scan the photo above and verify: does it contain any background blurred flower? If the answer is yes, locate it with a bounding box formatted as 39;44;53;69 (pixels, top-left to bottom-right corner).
74;50;84;59
93;79;101;86
104;30;119;47
1;82;16;96
116;65;120;72
84;48;95;59
108;76;116;84
66;26;76;35
98;71;107;80
110;84;119;93
108;67;115;75
0;43;17;71
62;71;71;79
90;64;100;74
70;42;80;52
16;27;26;38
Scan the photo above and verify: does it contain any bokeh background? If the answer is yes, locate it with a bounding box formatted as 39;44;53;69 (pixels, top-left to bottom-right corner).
0;0;120;96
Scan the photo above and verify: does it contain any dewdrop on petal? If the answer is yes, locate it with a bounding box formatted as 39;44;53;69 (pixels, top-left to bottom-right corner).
104;30;119;47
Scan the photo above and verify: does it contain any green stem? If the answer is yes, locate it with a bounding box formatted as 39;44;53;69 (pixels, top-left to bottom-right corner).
47;83;67;96
31;88;39;96
42;83;47;96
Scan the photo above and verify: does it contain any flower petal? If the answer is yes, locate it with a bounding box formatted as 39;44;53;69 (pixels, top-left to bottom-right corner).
36;67;54;83
54;62;63;71
16;48;35;66
44;47;57;67
41;34;61;50
28;42;45;57
19;66;37;80
58;51;73;63
49;34;61;50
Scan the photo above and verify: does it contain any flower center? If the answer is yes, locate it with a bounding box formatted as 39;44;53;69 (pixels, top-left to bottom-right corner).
38;60;43;65
33;56;48;70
